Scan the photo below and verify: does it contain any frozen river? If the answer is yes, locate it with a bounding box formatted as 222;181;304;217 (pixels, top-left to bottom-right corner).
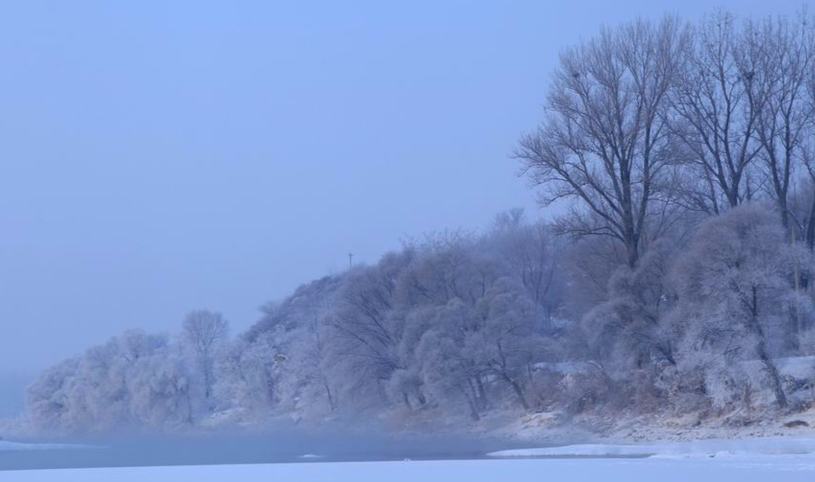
0;431;513;471
4;433;815;481
3;456;815;482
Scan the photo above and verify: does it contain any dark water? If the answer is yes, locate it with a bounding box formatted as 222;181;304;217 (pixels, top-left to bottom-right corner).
0;431;525;471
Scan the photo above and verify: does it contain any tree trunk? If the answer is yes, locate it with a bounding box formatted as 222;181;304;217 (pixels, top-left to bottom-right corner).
463;382;481;421
184;388;193;425
801;187;815;291
475;376;488;411
505;374;530;411
748;286;788;409
758;342;788;409
467;398;481;421
324;383;336;412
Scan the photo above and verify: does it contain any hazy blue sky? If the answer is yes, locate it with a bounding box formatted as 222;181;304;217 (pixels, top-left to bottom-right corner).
0;0;807;373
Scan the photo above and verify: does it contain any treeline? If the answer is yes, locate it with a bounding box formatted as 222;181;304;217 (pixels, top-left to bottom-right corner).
26;10;815;433
28;311;228;431
27;216;567;431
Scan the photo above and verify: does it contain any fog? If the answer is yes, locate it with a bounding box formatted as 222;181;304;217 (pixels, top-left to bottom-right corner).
0;373;27;418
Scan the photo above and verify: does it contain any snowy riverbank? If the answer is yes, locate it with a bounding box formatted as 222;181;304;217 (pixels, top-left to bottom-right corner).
489;436;815;459
3;453;815;482
0;440;93;451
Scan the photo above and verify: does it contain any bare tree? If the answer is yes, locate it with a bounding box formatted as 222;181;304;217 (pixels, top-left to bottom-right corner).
515;17;690;268
490;211;564;332
791;18;815;290
751;13;815;229
182;310;229;401
326;253;412;404
669;12;767;213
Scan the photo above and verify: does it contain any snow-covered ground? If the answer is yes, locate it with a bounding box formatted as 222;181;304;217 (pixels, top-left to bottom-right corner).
2;456;815;482
0;440;91;451
489;436;815;458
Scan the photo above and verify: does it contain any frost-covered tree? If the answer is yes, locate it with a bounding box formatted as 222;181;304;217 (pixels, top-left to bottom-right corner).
213;336;278;418
473;278;546;410
181;310;228;402
325;251;418;407
489;211;565;332
27;330;179;432
27;357;81;432
127;346;194;428
416;300;487;420
580;240;678;376
414;281;546;418
669;203;810;409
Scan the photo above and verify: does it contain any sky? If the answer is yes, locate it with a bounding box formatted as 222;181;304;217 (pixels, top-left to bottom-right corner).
0;0;808;375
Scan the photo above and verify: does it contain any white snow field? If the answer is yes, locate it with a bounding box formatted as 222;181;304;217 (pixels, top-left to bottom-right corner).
3;437;815;482
2;456;815;482
489;436;815;458
0;440;91;451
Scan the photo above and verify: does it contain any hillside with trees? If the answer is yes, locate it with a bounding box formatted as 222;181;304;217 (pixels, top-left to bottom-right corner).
24;10;815;436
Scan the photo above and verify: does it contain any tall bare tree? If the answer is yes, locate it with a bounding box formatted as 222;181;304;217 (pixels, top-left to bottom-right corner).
669;12;766;213
182;310;229;401
799;45;815;285
752;13;815;229
515;17;690;267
